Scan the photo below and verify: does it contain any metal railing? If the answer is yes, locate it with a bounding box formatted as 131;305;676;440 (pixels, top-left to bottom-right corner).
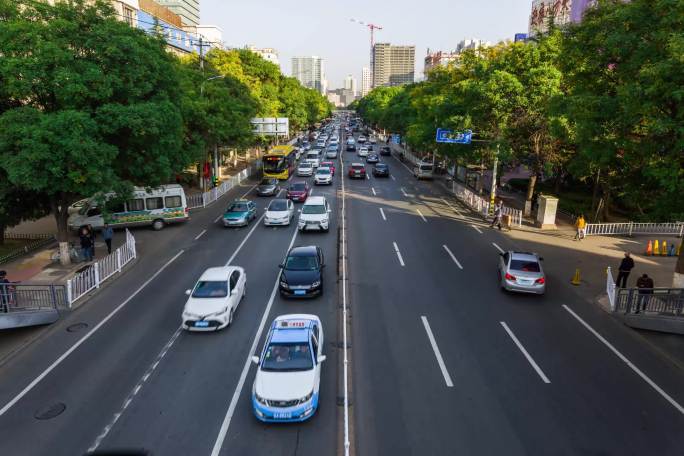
0;284;68;313
585;222;684;237
614;288;684;316
66;229;137;306
0;233;56;264
186;161;261;210
606;266;617;311
450;180;523;227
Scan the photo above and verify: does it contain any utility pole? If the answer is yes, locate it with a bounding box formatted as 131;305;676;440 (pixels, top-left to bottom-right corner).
489;143;499;215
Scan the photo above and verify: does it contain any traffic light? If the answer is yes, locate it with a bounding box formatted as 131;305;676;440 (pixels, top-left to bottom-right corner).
212;175;218;188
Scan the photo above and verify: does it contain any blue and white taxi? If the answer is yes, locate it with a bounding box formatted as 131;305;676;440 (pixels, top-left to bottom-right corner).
251;314;325;422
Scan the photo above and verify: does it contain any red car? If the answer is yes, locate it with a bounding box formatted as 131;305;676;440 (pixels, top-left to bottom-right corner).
348;163;366;179
320;161;336;175
287;181;311;202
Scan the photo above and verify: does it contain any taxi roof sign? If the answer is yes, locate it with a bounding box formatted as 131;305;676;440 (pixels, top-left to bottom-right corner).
276;319;309;329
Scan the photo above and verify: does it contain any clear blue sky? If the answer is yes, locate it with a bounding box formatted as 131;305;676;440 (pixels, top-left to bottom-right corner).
201;0;532;90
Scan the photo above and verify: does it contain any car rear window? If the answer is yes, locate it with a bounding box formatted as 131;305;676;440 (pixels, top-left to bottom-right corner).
510;260;540;272
291;183;306;190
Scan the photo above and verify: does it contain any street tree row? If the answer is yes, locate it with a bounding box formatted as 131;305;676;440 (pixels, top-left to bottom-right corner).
0;0;332;248
353;0;683;223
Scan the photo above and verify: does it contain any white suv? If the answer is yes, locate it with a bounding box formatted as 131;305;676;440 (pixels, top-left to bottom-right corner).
298;196;331;232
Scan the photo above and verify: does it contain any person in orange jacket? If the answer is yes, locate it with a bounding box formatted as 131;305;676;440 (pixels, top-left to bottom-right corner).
575;214;586;241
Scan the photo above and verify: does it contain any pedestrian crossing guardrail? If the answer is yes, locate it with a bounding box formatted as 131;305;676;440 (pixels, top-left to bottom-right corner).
187;161;262;210
586;222;684;237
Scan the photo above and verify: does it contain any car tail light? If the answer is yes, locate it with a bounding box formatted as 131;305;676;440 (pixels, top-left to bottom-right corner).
504;273;516;281
535;277;545;284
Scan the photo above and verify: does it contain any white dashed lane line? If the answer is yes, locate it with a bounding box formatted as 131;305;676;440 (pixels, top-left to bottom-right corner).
393;242;405;267
379;208;387;221
416;209;427;223
492;242;505;254
442;245;463;270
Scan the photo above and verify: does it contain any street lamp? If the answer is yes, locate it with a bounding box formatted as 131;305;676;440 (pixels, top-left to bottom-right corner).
200;74;225;96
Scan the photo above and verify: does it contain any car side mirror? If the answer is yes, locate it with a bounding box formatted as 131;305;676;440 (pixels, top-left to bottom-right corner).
318;355;327;363
251;356;260;365
327;210;332;213
185;289;192;296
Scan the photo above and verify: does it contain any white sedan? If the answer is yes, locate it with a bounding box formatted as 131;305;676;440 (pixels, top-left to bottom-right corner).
182;266;246;331
264;198;295;226
358;146;369;157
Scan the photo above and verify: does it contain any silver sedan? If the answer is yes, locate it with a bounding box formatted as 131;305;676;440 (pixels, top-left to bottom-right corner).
498;251;546;294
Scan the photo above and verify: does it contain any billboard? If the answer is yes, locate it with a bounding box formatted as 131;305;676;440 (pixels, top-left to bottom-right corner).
514;33;528;42
251;118;289;136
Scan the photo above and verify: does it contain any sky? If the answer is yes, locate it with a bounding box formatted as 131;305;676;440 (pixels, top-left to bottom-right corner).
201;0;532;90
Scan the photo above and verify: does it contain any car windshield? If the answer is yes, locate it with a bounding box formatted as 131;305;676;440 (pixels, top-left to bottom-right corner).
376;164;387;169
299;163;312;169
192;280;228;298
268;200;288;211
285;254;319;270
263;156;286;173
316;168;330;175
302;204;326;215
260;179;275;186
262;342;313;371
228;203;249;212
510;260;541;272
290;183;306;191
352;165;364;170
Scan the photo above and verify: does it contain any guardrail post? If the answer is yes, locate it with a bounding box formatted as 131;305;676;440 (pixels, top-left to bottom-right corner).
66;279;73;309
628;221;633;237
116;249;122;272
679;223;683;238
94;262;100;289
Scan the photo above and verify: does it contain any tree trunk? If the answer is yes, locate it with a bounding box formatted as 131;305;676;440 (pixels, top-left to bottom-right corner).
0;223;5;246
674;242;684;287
524;174;538;217
52;200;71;266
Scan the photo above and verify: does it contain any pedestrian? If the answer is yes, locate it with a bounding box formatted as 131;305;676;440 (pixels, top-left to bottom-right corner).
103;223;114;255
635;273;654;313
490;201;503;230
0;270;10;311
80;226;93;262
575;214;586;241
88;224;96;260
615;252;635;288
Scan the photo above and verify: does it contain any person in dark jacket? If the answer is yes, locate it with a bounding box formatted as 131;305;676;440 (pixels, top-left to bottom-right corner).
80;226;93;262
635;273;654;313
615;252;635;288
102;223;114;255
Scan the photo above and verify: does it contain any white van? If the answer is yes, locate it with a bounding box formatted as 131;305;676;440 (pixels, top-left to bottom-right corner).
413;162;434;180
305;151;321;168
68;184;189;231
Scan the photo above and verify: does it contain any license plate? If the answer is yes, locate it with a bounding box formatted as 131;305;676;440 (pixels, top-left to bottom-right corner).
519;280;532;285
294;290;306;296
195;321;209;327
274;412;291;419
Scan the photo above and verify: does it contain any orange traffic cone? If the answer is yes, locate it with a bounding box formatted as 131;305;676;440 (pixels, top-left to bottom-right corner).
661;240;668;256
646;240;653;256
571;268;581;286
653;239;660;256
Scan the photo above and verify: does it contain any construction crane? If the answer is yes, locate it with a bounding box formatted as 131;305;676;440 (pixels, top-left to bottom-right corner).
350;18;383;89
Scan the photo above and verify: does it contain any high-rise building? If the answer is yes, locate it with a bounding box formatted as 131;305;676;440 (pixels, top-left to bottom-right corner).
245;46;280;68
456;38;492;52
361;67;372;97
155;0;199;26
424;50;460;75
529;0;573;36
343;74;358;96
372;43;415;88
291;56;325;94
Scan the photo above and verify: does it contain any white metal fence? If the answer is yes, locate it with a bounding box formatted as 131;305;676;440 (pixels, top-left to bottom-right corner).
585;222;684;237
66;229;137;306
450;180;523;227
606;266;616;311
187;162;260;210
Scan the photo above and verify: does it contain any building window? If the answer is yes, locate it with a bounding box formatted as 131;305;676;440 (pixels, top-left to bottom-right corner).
123;6;135;27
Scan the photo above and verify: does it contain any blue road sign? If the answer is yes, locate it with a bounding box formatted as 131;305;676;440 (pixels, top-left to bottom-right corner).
391;134;401;144
436;128;472;144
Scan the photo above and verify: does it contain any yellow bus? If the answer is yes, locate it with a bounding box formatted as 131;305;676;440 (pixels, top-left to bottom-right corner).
263;145;298;180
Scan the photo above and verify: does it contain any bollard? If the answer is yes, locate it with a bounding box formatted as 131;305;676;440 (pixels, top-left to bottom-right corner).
646;240;653;256
661;240;668;256
653;239;660;256
571;268;581;286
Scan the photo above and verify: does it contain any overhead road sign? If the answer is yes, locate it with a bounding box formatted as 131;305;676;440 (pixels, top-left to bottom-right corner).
436;128;472;144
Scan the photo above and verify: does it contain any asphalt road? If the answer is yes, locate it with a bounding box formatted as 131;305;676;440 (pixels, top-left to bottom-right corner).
1;123;683;456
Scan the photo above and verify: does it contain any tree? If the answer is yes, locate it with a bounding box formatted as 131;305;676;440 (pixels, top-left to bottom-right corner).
0;0;190;263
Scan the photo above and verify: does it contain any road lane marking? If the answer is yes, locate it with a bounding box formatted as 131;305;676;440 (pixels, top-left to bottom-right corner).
371;187;376;196
88;326;183;452
224;214;266;266
401;187;408;197
379;208;386;221
0;250;185;417
194;229;207;240
471;225;483;234
393;242;405;266
562;305;684;415
390;175;396;181
214;215;222;223
366;173;370;180
213;182;260;224
492;242;505;254
500;322;551;384
420;316;454;387
442;245;463;270
340;158;352;455
211;205;303;456
440;197;463;218
416;209;427;223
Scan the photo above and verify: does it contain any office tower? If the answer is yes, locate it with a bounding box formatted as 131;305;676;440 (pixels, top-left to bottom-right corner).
361;67;372;96
155;0;199;26
344;74;358;96
291;56;325;94
372;43;415;87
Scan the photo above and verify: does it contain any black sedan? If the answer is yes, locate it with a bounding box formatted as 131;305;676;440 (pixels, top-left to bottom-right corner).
346;143;356;152
380;145;391;156
278;245;324;298
373;163;390;177
256;178;280;196
366;153;379;164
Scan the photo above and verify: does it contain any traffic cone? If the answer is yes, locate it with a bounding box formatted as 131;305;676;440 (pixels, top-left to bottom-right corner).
653;239;660;255
571;268;581;286
645;240;653;256
661;240;668;256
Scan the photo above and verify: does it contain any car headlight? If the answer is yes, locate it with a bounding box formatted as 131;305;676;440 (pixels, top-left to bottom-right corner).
280;280;289;289
298;391;314;405
254;393;268;405
311;280;321;288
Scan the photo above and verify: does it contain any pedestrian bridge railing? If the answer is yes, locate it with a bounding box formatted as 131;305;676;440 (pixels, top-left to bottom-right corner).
614;288;684;316
0;284;65;329
586;222;684;237
66;229;136;306
187;161;260;210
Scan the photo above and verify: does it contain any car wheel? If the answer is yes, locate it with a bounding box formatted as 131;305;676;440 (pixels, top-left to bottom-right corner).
152;219;165;231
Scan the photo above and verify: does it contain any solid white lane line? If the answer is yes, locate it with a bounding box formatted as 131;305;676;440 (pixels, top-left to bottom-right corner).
401;187;408;197
240;182;259;199
194;229;207;240
89;326;183;452
421;316;454;387
442;245;463;270
390;175;396;181
492;242;505;254
440;197;463;218
471;225;483;234
562;305;684;415
224;213;266;266
393;242;405;267
416;209;427;223
340;158;351;455
214;215;222;224
371;187;376;196
500;322;551;384
211;212;302;456
0;250;185;417
379;208;387;221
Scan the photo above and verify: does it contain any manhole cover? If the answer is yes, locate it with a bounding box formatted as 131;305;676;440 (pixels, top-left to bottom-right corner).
67;323;88;333
34;402;66;420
